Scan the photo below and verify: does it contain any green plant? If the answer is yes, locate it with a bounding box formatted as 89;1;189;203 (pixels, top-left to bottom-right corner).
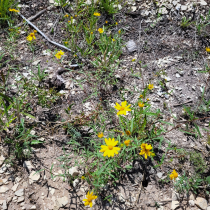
180;17;192;28
99;0;120;14
195;10;210;36
31;64;48;84
0;0;19;27
189;151;207;174
5;118;44;160
174;172;203;195
57;84;172;193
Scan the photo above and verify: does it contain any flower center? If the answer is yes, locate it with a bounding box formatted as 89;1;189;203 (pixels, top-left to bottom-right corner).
87;197;92;202
119;107;125;111
108;145;113;150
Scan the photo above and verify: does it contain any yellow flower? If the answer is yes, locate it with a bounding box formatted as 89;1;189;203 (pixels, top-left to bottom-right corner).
105;20;108;24
138;102;144;108
120;143;124;147
98;132;104;138
100;138;120;157
27;32;36;41
139;143;153;159
74;54;77;57
9;8;19;12
139;94;143;98
98;28;104;33
112;39;115;41
114;101;131;116
148;84;154;90
125;130;131;136
64;14;69;18
55;50;64;59
147;98;149;101
34;30;37;33
118;30;121;34
83;191;97;207
116;22;118;25
132;58;136;62
124;140;130;146
94;12;101;16
75;15;77;17
91;32;93;34
206;47;210;53
68;20;71;23
170;169;178;180
81;176;85;180
71;16;73;19
64;41;68;45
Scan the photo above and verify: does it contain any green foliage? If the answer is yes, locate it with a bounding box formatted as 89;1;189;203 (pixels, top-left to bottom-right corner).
5;119;43;160
189;151;207;174
195;9;210;36
174;172;203;194
59;91;167;192
31;64;48;84
180;17;192;28
99;0;119;14
0;0;19;27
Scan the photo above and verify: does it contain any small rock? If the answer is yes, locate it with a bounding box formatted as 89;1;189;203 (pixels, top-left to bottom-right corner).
29;171;40;184
160;7;168;14
207;206;210;210
49;187;55;195
69;166;80;177
7;197;12;203
157;172;163;179
189;200;195;206
0;156;5;167
118;193;126;202
175;73;181;78
0;164;7;174
12;196;17;201
73;179;80;188
172;191;180;201
17;196;24;203
15;177;22;183
195;197;207;210
0;186;9;193
12;183;19;192
189;194;195;200
15;189;24;197
181;5;187;10
30;205;36;209
172;1;177;6
56;196;68;207
126;40;137;53
131;6;137;11
32;60;41;66
171;201;179;209
30;130;36;135
199;0;207;6
176;3;181;10
23;161;34;171
47;23;53;27
2;200;7;210
42;50;51;56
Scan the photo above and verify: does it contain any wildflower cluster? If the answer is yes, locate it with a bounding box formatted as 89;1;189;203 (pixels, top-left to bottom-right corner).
9;8;19;12
27;30;37;41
